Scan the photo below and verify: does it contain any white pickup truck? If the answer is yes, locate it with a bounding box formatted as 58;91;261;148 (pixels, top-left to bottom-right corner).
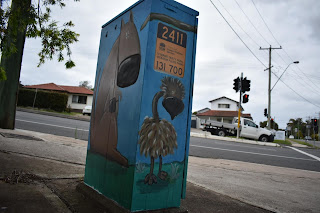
203;117;274;142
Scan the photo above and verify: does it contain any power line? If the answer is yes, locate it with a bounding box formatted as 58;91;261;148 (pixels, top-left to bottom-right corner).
283;49;320;91
250;0;320;92
233;0;270;46
216;0;260;48
230;0;289;75
271;66;320;103
212;0;295;82
251;0;281;46
208;0;267;68
271;63;320;93
271;71;320;109
286;72;320;81
208;0;320;109
216;0;284;69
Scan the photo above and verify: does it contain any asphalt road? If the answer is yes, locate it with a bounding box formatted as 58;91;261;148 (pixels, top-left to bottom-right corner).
189;137;320;172
16;111;90;141
15;111;320;172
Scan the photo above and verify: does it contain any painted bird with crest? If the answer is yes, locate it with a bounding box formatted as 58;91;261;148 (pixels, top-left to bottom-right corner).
138;76;185;185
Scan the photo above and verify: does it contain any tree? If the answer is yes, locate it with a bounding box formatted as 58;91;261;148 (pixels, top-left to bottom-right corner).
260;120;278;130
0;0;79;129
287;118;307;139
79;80;92;90
259;121;267;128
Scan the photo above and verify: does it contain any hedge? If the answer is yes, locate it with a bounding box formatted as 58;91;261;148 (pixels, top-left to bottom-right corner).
17;88;68;112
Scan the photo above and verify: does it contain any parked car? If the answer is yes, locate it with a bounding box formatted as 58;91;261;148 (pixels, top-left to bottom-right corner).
203;117;274;142
305;136;312;140
82;106;92;116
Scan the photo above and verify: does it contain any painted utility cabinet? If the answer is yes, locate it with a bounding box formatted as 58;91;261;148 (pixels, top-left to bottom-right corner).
84;0;198;211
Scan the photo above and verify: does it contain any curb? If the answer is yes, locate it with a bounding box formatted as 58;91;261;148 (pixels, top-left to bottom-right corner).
76;182;188;213
17;107;91;122
190;132;280;147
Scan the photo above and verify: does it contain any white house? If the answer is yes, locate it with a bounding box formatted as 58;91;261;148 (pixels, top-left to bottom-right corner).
24;83;93;112
197;96;252;125
210;96;241;111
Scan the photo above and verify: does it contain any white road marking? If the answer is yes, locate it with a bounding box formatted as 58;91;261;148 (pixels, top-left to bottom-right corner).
190;144;318;162
16;119;89;132
194;138;276;151
287;146;320;162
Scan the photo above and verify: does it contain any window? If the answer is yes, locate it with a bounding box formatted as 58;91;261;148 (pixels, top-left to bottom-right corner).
72;95;87;104
244;119;257;127
218;104;230;109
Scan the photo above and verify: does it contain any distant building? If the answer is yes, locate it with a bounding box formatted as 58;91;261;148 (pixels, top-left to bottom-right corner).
24;83;93;112
197;96;252;125
194;107;210;114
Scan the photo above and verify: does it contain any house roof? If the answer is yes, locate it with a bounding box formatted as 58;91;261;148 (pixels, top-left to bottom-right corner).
209;96;244;111
195;107;210;113
209;96;238;103
24;83;93;95
197;110;252;119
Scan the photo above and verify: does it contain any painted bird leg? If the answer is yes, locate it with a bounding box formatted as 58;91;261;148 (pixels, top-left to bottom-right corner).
157;155;168;180
144;157;157;185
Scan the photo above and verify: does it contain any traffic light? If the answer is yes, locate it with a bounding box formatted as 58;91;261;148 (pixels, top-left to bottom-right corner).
233;77;240;92
241;77;251;92
243;94;249;103
313;119;318;127
264;108;267;117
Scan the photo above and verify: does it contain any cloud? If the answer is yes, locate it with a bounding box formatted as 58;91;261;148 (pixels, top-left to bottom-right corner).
19;0;320;128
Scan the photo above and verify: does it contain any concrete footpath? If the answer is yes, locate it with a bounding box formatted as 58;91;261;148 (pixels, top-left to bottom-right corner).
1;128;320;213
190;128;280;147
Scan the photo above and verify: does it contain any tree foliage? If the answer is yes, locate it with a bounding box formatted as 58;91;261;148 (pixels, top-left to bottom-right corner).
286;118;311;139
79;80;92;89
0;0;80;80
259;120;279;130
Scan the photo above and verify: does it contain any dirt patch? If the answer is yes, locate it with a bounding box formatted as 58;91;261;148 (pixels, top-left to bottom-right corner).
0;132;43;141
4;170;46;184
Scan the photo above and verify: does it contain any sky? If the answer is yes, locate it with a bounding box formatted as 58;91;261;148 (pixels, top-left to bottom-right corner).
19;0;320;129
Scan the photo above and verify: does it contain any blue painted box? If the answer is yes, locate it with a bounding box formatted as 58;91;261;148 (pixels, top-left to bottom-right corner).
84;0;198;211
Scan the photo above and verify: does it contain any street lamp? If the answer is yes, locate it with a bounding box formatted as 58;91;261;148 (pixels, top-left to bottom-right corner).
271;61;299;91
267;61;299;130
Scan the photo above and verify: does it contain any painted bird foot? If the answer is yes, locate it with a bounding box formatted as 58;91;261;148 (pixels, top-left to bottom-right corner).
157;171;168;180
144;173;157;185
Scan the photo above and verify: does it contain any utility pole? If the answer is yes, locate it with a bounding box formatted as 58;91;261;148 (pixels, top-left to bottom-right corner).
237;73;243;139
297;119;300;139
260;45;282;129
318;112;320;141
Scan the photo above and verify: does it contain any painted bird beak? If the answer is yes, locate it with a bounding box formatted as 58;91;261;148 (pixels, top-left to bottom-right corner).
162;97;184;120
117;54;141;88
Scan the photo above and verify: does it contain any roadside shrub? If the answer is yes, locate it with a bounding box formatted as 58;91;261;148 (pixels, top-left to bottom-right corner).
311;134;319;141
17;88;68;112
66;105;72;113
17;89;34;107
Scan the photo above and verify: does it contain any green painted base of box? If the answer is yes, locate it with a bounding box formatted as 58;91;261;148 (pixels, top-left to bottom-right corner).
84;151;184;212
84;151;134;209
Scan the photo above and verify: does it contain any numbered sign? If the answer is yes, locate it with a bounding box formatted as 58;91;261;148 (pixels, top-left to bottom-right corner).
154;22;187;78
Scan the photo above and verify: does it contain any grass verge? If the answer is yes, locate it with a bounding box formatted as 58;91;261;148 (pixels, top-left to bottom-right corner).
290;139;315;148
273;140;292;146
20;106;82;116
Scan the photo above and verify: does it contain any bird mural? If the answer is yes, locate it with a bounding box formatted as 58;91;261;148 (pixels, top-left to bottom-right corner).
138;76;185;185
90;11;141;167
